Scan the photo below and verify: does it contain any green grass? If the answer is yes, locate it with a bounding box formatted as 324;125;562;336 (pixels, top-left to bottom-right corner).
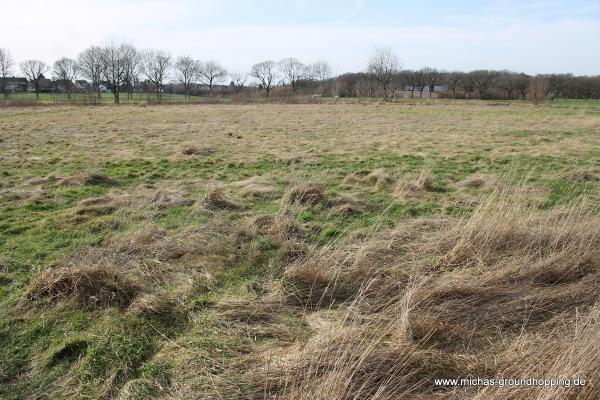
1;92;225;105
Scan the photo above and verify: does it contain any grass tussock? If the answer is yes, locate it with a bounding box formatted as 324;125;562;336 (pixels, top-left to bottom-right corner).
394;168;443;199
234;176;277;198
261;185;600;399
365;168;394;188
458;176;487;189
562;169;600;183
246;213;305;242
76;194;124;215
204;189;241;210
284;184;327;206
24;265;143;309
81;172;119;186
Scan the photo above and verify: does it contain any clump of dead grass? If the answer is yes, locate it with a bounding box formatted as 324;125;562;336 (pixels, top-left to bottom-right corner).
76;195;125;215
284;184;327;206
394;168;441;199
234;176;277;198
246;213;305;242
181;144;212;156
562;169;600;183
262;283;477;400
458;176;486;189
204;189;241;210
277;240;309;264
149;189;195;208
333;203;364;217
81;172;118;186
438;188;600;268
24;265;143;309
365;168;394;187
57;172;118;188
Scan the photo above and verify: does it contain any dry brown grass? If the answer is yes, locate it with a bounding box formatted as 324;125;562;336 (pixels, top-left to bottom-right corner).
562;169;600;183
395;167;441;199
234;176;277;198
246;213;306;242
259;185;600;400
284;184;327;206
4;103;600;399
204;189;241;210
2;104;599;169
24;265;143;309
458;176;486;189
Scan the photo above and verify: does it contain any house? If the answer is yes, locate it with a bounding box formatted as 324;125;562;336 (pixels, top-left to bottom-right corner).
405;84;448;93
2;77;28;93
75;80;90;91
38;74;52;92
52;79;73;93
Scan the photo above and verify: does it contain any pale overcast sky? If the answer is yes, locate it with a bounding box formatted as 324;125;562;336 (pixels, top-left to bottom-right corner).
2;0;599;75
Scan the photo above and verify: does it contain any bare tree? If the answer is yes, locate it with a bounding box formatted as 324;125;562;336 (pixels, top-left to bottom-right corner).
310;60;332;94
140;50;171;100
446;72;463;99
470;70;499;99
0;48;14;99
199;60;227;93
367;47;401;100
401;70;418;98
174;56;200;98
20;60;49;99
122;44;140;99
462;73;476;98
279;57;306;92
77;46;103;98
312;60;332;83
421;67;441;98
53;57;78;99
515;73;531;100
249;60;279;97
527;76;550;104
229;71;247;93
414;69;427;98
99;42;130;104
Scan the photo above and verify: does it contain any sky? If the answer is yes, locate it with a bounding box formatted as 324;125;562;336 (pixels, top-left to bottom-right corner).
1;0;599;76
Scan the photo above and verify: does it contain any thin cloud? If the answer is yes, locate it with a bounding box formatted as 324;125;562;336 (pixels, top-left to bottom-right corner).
337;0;365;23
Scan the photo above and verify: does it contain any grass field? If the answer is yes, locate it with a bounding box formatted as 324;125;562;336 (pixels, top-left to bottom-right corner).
4;92;600;107
1;92;222;105
1;102;600;399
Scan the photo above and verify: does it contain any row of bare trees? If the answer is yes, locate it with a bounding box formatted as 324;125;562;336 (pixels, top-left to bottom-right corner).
0;44;232;102
248;58;331;96
1;44;333;102
342;48;600;102
74;44;231;103
2;45;599;102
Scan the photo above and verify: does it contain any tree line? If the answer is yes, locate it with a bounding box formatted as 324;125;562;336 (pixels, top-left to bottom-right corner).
354;47;600;102
0;43;332;103
1;45;599;103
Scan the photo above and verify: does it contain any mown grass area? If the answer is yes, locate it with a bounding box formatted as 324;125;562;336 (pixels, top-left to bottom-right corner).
1;102;600;399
